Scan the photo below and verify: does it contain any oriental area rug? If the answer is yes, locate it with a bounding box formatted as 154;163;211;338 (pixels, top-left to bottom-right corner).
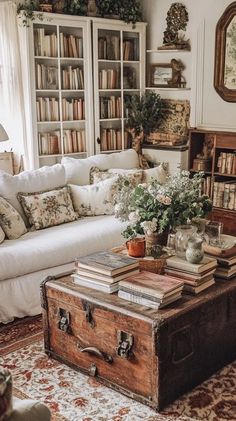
0;316;236;421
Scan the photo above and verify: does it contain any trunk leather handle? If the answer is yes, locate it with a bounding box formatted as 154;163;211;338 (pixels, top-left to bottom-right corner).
78;345;113;363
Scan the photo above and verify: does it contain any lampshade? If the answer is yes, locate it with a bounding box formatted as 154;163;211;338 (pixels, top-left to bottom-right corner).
0;124;9;142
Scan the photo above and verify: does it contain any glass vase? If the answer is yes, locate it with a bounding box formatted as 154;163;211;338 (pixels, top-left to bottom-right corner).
175;225;197;258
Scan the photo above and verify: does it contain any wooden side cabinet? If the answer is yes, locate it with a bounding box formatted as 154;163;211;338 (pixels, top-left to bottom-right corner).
189;128;236;235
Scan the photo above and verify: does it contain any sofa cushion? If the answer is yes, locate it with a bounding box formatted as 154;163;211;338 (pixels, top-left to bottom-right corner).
69;178;118;216
0;197;27;239
62;149;140;185
143;164;167;184
0;164;66;226
0;226;5;243
0;216;126;281
17;186;77;230
90;167;143;185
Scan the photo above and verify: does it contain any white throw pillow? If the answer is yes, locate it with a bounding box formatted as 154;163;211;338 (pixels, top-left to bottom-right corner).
62;149;140;185
69;178;118;216
0;164;66;226
143;164;167;184
0;226;5;244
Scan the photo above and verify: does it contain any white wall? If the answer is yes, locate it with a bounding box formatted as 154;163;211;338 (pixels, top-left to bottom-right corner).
142;0;236;131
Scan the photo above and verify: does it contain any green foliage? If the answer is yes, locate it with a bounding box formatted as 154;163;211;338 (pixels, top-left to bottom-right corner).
126;91;163;136
114;171;213;240
17;1;43;26
96;0;142;24
63;0;88;15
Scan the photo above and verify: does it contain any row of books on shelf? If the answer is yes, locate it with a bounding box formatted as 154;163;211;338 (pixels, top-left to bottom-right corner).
36;97;59;122
59;33;83;58
34;28;83;58
38;129;86;155
62;98;85;121
62;66;84;90
72;251;184;308
36;64;58;90
213;181;236;210
100;128;129;151
99;69;119;90
34;29;57;57
98;36;139;61
100;96;122;119
200;176;212;197
216;152;236;175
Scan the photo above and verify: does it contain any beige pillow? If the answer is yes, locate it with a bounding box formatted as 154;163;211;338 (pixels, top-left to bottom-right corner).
0;225;5;243
0;197;27;240
17;186;77;230
69;177;118;216
90;167;143;185
143;164;167;184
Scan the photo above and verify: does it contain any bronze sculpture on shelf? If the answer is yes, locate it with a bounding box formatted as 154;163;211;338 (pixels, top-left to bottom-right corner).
158;2;190;50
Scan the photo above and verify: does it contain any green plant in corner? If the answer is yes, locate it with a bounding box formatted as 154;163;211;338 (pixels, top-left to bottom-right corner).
95;0;142;25
17;1;43;27
63;0;88;16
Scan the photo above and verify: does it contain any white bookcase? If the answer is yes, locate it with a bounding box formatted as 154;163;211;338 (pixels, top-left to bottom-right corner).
92;18;147;154
20;13;94;168
19;13;146;168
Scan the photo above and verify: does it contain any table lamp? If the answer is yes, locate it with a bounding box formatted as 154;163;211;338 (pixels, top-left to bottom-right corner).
0;124;9;142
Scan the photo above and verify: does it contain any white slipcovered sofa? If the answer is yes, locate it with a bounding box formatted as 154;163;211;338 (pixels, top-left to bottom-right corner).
0;149;166;324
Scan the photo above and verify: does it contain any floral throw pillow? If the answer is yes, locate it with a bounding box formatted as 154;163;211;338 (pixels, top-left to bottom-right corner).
0;197;27;240
17;186;78;230
90;166;143;185
69;177;118;216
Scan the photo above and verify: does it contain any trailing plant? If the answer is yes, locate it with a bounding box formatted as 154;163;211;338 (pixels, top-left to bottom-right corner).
96;0;142;25
126;91;163;137
63;0;88;16
17;1;43;26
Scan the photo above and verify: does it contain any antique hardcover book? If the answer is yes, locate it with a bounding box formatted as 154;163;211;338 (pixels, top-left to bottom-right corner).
71;274;119;293
183;278;215;295
119;271;184;299
217;255;236;268
164;268;216;284
215;264;236;279
74;267;140;283
166;256;217;274
118;290;181;309
75;251;139;276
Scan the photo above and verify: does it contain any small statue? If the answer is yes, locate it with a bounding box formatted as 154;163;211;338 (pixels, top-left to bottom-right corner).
127;129;149;169
169;58;185;87
197;135;214;160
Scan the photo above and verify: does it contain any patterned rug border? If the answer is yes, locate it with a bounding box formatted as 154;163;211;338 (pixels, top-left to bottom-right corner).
1;333;44;356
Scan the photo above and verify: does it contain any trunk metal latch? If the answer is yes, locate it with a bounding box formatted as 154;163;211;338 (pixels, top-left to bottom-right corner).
117;331;134;359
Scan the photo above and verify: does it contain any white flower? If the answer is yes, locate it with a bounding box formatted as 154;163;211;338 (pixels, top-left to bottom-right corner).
128;211;140;223
141;218;158;234
114;203;122;213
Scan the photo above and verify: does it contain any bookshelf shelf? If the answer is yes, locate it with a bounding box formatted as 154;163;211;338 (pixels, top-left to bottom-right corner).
146;49;191;53
189;128;236;235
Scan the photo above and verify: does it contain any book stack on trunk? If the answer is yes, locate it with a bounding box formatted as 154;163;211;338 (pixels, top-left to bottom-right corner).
165;256;217;294
72;251;140;293
118;271;184;309
203;235;236;279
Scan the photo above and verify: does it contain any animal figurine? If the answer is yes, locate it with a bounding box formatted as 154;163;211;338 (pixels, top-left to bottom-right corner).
0;367;13;421
170;59;185;87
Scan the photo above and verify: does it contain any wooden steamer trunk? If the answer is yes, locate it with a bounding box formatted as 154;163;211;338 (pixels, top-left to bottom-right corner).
41;274;236;410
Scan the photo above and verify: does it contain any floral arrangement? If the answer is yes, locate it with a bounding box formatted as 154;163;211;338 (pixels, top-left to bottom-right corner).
114;171;212;240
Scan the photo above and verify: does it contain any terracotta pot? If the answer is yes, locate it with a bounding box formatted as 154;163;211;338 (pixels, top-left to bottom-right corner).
126;237;145;258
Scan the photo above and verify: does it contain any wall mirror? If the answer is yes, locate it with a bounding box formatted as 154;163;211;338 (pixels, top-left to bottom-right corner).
214;2;236;102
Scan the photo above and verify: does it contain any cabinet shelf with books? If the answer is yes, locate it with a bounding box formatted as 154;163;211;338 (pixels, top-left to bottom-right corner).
189;128;236;235
93;19;146;153
20;13;93;168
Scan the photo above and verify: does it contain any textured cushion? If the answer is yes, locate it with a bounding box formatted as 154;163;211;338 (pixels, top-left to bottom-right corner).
17;186;77;230
0;225;5;243
62;149;140;185
90;167;143;185
69;178;118;216
0;197;27;239
143;164;167;184
0;164;66;226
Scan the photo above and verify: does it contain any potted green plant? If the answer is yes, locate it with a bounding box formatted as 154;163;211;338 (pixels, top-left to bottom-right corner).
96;0;142;25
63;0;88;16
125;91;163;167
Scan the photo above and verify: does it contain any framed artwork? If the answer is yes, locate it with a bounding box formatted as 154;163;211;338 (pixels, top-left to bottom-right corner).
149;63;173;87
214;2;236;102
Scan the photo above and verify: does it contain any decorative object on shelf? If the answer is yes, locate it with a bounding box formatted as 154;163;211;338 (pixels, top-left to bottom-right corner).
52;0;65;13
149;59;185;88
193;134;214;171
126;237;145;257
17;1;44;26
175;224;197;258
96;0;142;25
214;2;236;102
205;221;223;246
39;0;53;12
158;2;190;51
63;0;88;15
87;0;97;16
145;99;190;146
125;91;163;167
185;237;204;264
114;171;212;249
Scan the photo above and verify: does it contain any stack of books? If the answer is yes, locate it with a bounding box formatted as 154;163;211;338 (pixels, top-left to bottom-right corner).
118;271;184;309
165;255;217;295
214;255;236;279
72;251;140;293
